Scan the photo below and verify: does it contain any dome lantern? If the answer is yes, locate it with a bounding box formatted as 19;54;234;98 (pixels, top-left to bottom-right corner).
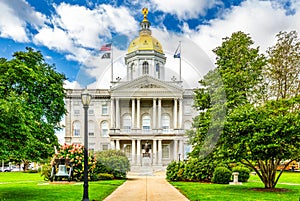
127;8;164;54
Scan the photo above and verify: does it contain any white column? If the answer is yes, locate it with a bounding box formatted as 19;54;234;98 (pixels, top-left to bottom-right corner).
178;98;183;129
153;99;156;129
116;98;120;129
153;139;157;165
131;139;136;165
110;140;115;150
131;99;135;128
137;139;141;165
157;99;162;129
110;98;115;128
158;139;162;165
173;98;178;129
116;139;120;150
137;98;140;129
173;140;178;161
179;140;184;161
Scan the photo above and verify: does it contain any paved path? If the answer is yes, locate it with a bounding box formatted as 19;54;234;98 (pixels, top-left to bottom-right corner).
103;172;189;201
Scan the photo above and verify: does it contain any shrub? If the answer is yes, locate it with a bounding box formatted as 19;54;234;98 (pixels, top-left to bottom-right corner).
232;166;250;182
41;164;52;181
212;167;232;184
184;158;215;182
42;143;97;181
97;173;114;180
166;161;185;181
95;150;130;179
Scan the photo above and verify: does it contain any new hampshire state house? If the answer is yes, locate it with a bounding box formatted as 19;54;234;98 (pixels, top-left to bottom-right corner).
64;8;197;172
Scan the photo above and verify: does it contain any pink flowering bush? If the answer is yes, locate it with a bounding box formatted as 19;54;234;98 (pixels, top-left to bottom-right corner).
50;143;97;181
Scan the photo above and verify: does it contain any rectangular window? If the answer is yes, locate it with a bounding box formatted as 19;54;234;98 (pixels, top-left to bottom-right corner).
74;110;80;115
162;144;170;159
102;144;108;151
89;143;95;151
89;109;94;115
102;104;108;115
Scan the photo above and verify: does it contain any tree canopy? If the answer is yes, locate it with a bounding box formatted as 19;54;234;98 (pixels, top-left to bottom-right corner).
189;31;300;189
0;47;66;163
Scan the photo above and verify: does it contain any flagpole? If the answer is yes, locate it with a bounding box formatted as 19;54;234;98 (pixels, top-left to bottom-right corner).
179;41;182;82
111;43;113;83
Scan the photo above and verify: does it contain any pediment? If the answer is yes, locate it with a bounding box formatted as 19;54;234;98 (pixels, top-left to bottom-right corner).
110;75;184;98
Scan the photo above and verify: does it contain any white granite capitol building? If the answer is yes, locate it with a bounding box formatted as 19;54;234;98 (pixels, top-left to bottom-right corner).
64;8;197;171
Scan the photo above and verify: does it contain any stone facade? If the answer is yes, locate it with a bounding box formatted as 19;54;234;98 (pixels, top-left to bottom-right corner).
64;9;196;171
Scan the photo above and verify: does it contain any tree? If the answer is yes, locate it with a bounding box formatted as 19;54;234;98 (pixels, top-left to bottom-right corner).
189;31;300;189
188;31;265;158
265;30;300;100
223;98;300;188
0;47;66;165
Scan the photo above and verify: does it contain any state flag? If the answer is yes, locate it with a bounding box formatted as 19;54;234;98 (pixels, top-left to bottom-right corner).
173;44;181;58
101;52;111;59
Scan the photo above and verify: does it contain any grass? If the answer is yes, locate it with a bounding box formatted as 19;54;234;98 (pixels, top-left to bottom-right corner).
171;172;300;201
0;172;125;201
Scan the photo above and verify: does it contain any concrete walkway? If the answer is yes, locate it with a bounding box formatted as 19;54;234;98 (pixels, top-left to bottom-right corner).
103;172;189;201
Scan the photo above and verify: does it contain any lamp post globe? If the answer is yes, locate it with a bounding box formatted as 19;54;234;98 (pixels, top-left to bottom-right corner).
81;88;91;201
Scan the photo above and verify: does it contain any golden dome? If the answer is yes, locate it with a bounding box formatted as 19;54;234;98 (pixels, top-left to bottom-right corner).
128;35;163;54
127;8;164;54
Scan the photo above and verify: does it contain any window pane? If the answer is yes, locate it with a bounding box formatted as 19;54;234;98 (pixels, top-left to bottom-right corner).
102;144;108;151
123;115;131;130
142;115;151;131
142;61;149;74
88;121;94;136
162;144;170;158
101;121;109;137
73;121;80;137
102;104;108;115
162;114;170;130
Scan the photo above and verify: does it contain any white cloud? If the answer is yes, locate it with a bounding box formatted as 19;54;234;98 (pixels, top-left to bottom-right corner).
0;0;47;42
34;26;74;51
64;80;82;89
33;3;139;69
150;0;221;20
184;0;300;61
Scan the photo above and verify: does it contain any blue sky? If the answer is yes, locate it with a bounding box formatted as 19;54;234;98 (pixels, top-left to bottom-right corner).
1;0;299;89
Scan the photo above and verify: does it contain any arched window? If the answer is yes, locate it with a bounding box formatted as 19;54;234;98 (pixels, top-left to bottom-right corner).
101;121;109;137
88;121;95;136
142;114;151;131
142;61;149;74
130;63;134;80
73;121;80;137
122;114;131;132
162;114;170;131
156;63;160;79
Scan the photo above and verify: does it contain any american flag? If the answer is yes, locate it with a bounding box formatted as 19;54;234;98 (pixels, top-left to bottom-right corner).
100;43;111;51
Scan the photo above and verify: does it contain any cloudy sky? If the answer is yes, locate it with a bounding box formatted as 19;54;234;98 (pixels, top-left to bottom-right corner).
1;0;299;143
1;0;299;89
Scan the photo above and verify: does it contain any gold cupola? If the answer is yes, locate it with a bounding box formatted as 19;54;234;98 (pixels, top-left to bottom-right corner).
127;8;163;54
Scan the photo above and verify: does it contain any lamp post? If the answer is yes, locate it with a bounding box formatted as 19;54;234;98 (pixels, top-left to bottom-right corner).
81;88;91;201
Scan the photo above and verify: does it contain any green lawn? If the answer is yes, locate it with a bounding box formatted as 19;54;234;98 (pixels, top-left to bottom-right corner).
171;172;300;201
0;172;124;201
